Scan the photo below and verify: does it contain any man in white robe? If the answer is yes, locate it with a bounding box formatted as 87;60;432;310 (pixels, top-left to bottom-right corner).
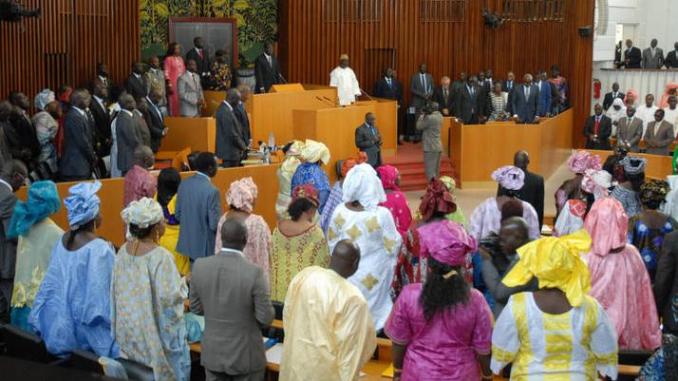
636;94;659;137
330;54;361;106
663;95;678;136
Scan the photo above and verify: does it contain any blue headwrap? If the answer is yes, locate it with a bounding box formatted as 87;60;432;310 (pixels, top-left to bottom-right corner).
7;181;61;238
64;181;102;229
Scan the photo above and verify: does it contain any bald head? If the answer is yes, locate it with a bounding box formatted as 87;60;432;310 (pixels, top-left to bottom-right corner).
329;240;361;278
220;218;248;251
514;150;529;170
499;217;530;255
134;145;155;169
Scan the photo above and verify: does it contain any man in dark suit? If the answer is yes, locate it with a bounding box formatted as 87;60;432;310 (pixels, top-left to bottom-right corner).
373;67;403;143
176;152;222;261
190;218;274;381
140;89;167;153
534;71;552;117
602;82;625;111
497;151;544;228
125;62;148;100
502;71;516;115
623;39;642;69
665;42;678;69
215;89;247;168
410;63;434;112
90;82;111;158
185;36;212;88
254;43;281;93
355;112;382;167
115;94;142;176
512;73;540;124
233;85;251;152
433;76;454;116
0;159;27;323
584;103;612;150
59;89;96;181
455;75;487;124
7;92;40;170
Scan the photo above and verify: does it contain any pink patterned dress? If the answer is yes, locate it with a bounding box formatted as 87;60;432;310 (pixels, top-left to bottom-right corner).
163;55;185;116
215;213;272;281
385;285;493;380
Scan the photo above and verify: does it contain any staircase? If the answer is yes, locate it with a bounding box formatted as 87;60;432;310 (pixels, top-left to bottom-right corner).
383;143;457;191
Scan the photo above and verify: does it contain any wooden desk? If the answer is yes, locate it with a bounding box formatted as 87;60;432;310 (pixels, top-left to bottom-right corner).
16;164;280;247
161;117;216;153
585;149;673;180
202;91;226;117
449;110;573;188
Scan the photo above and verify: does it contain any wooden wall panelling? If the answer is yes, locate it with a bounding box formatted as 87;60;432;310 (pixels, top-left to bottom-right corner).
0;0;139;101
278;0;595;148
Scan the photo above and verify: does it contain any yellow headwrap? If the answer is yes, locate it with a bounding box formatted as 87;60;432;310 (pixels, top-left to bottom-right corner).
300;139;331;165
502;230;592;307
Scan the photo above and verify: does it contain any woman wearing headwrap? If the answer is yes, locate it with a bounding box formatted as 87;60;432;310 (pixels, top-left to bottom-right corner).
385;221;492;381
627;179;678;281
7;181;63;331
555;150;602;215
327;163;402;330
31;91;60;175
270;184;329;302
583;197;662;350
29;181;119;358
469;165;540;241
439;176;467;226
319;152;366;234
554;169;611;236
111;197;190;381
276;140;303;220
659;82;678;109
611;155;646;218
156;168;190;276
290;139;331;213
606;97;627;136
215;177;271;279
377;165;412;238
491;231;619;380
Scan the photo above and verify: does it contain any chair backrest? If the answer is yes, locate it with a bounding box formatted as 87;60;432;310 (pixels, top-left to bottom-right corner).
70;349;104;374
0;324;52;363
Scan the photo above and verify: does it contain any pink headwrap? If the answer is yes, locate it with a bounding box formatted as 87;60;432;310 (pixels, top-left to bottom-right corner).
226;177;258;213
377;165;400;191
419;220;477;266
567;150;602;174
492;165;525;190
584;197;628;257
292;184;319;206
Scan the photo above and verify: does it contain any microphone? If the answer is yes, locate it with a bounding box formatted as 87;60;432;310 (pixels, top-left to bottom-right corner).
278;73;288;84
316;96;334;107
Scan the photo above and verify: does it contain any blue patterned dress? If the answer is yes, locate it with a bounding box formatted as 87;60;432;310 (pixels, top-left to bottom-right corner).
627;215;678;282
111;245;190;381
290;162;331;212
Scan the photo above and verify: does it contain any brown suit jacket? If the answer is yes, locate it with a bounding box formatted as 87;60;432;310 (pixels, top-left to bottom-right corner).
616;116;643;152
645;120;675;155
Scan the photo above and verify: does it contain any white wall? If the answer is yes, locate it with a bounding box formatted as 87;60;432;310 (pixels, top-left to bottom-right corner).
638;0;678;52
593;0;640;63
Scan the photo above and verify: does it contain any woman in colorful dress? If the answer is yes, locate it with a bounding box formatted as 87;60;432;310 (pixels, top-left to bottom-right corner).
377;165;412;239
156;168;190;276
163;42;186;117
584;197;662;350
8;181;63;331
215;177;271;279
611;155;645;218
555;150;601;216
469;165;540;241
320;154;365;234
270;185;329;302
385;221;492;381
491;231;619;380
439;175;466;226
209;49;233;91
112;198;190;381
327;164;401;330
554;168;611;236
628;179;678;281
29;182;118;358
290;139;331;213
276;141;303;220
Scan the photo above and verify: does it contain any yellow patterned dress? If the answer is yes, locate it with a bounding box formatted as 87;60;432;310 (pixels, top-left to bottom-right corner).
158;195;190;276
270;224;329;302
491;292;619;380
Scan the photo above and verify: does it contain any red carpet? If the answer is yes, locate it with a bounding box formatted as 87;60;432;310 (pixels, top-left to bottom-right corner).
384;142;457;191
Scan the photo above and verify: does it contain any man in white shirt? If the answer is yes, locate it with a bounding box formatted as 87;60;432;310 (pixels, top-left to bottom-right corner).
330;54;361;106
636;94;659;137
664;95;678;136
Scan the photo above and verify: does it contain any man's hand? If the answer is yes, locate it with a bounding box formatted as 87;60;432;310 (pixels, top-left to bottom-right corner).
442;108;450;116
162;128;169;136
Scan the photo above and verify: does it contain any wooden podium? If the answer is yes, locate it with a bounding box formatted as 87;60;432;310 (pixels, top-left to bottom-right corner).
160;117;216;153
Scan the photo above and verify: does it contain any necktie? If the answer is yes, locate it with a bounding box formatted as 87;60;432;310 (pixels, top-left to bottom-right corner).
470;86;475;97
198;49;203;59
509;81;512;91
421;74;427;93
444;88;448;101
267;55;272;66
594;116;601;135
387;78;392;87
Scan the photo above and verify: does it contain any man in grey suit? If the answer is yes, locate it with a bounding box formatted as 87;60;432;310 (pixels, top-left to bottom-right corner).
616;106;644;152
354;112;382;167
59;89;96;181
643;39;664;69
416;102;443;180
0;160;27;323
645;109;675;156
216;89;248;168
190;218;274;381
115;94;142;176
410;63;434;112
176;152;222;261
178;59;205;117
512;73;540;124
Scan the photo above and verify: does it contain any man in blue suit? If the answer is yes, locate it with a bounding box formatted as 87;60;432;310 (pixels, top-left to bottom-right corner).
512;73;540;124
534;70;552;117
175;152;222;262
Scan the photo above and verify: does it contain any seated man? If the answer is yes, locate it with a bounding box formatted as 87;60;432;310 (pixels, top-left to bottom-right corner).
280;240;376;381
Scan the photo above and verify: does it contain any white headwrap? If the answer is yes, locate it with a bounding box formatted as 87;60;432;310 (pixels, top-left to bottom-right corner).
662;175;678;221
34;89;55;111
341;163;386;211
300;139;331;164
606;98;627;125
581;169;612;199
121;197;164;228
